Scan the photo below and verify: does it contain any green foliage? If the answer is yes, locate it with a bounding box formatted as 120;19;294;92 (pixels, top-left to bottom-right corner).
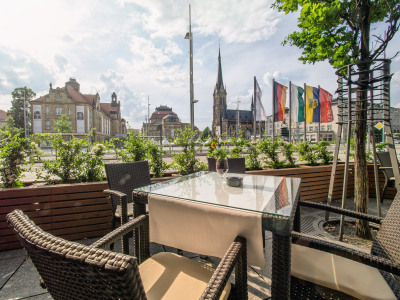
212;146;229;159
0;116;23;139
8;87;36;136
376;141;388;152
54;114;73;133
297;141;319;166
258;137;284;169
246;141;262;170
229;126;246;158
172;126;203;175
115;132;147;162
200;126;212;141
316;141;333;165
83;143;107;182
281;141;297;168
0;130;35;188
271;0;399;69
146;141;168;178
204;138;218;157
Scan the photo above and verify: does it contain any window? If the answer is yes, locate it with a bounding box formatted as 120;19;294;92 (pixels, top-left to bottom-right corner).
45;120;51;130
321;126;325;131
45;106;50;115
55;107;62;115
56;93;61;99
327;125;332;131
309;127;313;132
68;107;72;115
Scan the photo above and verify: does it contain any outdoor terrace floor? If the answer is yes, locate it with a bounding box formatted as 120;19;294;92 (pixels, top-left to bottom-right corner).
0;197;392;300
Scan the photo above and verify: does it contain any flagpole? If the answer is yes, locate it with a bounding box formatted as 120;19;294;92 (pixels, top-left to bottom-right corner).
272;79;275;141
253;76;257;140
303;83;307;142
289;81;292;143
318;85;321;143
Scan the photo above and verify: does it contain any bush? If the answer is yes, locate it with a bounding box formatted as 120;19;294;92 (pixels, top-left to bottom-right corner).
0;130;35;188
297;141;319;165
115;132;147;162
172;126;204;175
82;143;107;182
229;126;246;158
316;141;333;165
281;142;297;168
246;141;262;170
258;137;284;169
146;141;169;178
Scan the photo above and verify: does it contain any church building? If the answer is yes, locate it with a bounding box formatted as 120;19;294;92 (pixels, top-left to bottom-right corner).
212;48;254;138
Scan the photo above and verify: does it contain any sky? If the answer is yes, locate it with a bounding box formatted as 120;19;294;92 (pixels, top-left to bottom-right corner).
0;0;399;131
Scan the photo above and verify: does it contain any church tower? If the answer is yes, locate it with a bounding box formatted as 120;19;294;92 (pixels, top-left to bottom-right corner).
212;47;227;136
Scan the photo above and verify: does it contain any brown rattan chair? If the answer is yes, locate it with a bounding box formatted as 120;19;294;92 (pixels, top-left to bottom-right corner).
105;161;151;249
289;194;400;299
376;151;398;202
7;209;248;300
207;157;246;174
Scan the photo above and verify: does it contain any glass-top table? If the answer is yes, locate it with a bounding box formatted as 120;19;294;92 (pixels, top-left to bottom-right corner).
136;171;300;219
133;171;302;299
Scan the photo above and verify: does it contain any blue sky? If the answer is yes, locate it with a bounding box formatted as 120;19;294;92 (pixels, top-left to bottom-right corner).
1;0;399;130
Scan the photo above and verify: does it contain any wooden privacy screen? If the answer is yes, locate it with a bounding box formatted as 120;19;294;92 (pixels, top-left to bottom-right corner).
0;182;111;252
0;165;395;252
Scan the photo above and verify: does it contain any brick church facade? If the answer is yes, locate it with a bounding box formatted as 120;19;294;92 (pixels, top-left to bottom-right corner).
212;48;254;138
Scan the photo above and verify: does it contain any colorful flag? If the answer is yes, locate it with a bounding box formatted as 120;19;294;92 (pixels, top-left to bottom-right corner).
290;84;305;123
320;88;334;123
255;79;266;121
274;81;287;122
305;85;320;123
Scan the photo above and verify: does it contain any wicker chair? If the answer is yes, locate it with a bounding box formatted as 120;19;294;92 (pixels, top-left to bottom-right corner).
7;209;248;300
207;157;246;174
290;194;400;299
105;161;151;249
376;151;398;202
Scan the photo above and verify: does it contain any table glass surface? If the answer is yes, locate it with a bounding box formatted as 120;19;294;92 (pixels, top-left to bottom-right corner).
136;171;301;217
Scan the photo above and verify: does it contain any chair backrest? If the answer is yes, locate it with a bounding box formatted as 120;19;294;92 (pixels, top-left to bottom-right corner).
371;192;400;265
6;210;147;300
207;157;246;174
376;151;395;179
105;161;151;210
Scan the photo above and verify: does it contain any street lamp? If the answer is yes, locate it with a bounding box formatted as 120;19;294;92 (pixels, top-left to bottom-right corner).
185;4;195;131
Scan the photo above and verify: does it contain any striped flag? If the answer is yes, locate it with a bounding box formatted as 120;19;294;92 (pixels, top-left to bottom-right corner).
274;81;287;122
290;84;305;123
305;85;320;123
320;88;334;123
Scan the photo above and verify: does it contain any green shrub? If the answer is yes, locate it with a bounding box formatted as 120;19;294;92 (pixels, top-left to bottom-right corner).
0;130;35;188
82;143;107;182
297;141;319;165
115;132;147;162
147;141;168;178
258;137;284;169
316;141;333;165
229;126;245;158
281;142;297;168
246;141;261;170
172;126;203;175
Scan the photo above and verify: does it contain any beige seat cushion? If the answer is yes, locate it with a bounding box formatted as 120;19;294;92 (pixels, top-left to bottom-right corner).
114;203;134;218
139;252;230;300
292;243;396;300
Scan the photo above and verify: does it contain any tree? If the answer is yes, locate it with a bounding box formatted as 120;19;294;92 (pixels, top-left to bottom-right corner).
8;87;36;137
54;114;73;133
200;126;212;140
272;0;400;238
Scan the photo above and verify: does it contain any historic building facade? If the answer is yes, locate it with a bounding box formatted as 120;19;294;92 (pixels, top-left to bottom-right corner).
142;105;190;140
30;78;126;141
211;49;254;138
0;109;6;127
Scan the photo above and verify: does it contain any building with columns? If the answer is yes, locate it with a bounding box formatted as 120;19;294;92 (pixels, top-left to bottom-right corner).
212;48;254;138
30;78;126;141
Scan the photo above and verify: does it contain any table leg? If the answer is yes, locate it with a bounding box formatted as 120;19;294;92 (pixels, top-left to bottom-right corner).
271;232;291;299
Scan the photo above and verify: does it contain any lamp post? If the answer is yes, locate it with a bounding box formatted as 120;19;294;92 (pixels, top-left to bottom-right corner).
185;4;195;131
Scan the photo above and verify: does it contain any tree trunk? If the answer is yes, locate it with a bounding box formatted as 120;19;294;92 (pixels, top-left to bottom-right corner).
354;0;372;239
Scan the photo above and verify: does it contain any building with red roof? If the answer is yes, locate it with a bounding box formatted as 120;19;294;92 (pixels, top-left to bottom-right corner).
30;78;126;141
0;109;7;127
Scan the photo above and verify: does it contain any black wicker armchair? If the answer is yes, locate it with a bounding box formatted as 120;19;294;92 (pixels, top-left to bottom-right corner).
207;157;246;174
105;161;151;249
376;151;398;202
7;209;248;300
290;194;400;299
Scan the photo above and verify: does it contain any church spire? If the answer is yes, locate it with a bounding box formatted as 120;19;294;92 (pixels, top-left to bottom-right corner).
216;45;224;91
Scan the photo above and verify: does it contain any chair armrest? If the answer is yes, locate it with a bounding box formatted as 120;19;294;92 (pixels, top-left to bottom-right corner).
104;189;127;199
298;200;383;224
292;232;400;276
91;214;148;249
201;236;247;300
104;189;129;224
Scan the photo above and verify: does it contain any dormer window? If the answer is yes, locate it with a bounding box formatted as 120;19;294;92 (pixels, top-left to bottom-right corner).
56;93;61;99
